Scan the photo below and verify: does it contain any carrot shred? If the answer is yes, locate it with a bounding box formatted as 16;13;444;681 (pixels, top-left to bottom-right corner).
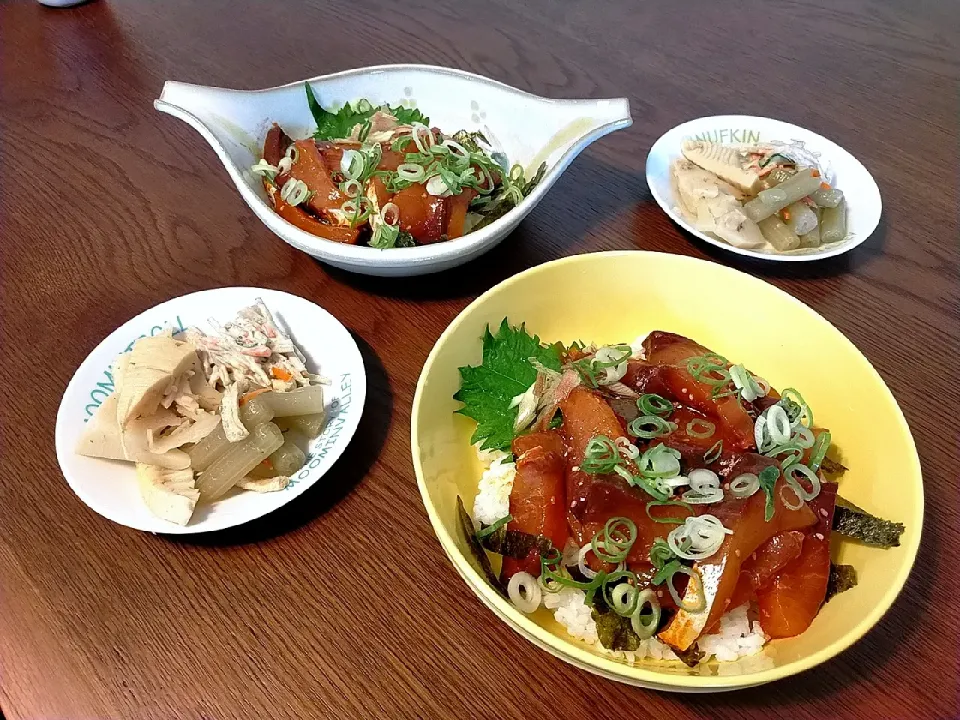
270;366;293;382
782;209;791;221
811;169;820;178
240;387;271;406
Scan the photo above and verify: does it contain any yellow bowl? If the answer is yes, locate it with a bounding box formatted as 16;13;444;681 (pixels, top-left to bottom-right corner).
411;252;923;691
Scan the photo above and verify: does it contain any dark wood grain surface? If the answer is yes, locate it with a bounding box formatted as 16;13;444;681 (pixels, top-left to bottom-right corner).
1;1;958;718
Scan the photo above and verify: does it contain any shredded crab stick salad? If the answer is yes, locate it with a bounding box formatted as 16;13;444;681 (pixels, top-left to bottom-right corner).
454;321;905;666
76;300;329;526
250;84;546;248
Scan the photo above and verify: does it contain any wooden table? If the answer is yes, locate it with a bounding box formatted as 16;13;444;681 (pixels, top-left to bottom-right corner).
2;1;957;718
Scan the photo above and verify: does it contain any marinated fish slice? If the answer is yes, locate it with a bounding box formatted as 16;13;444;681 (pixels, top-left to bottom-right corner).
681;140;763;194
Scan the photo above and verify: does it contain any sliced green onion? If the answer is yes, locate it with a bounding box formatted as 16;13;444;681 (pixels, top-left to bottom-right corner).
780;388;813;428
476;514;512;540
250;158;279;177
673;566;707;613
631;589;661;639
340;149;364;179
341;178;362;198
793;426;815;449
638;393;673;417
603;571;640;616
729;473;760;498
703;440;723;464
280;178;311;206
645;500;694;524
779;482;804;511
808;431;831;472
766;405;791;444
785;463;821;501
649;538;675;571
397;163;426;183
591;517;638;564
637;444;682;479
765;442;804;470
758;465;780;521
628;415;676;439
685;418;716;439
730;363;764;402
581;435;620;474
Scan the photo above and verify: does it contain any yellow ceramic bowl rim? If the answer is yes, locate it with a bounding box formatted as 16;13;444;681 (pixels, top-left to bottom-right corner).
411;251;923;691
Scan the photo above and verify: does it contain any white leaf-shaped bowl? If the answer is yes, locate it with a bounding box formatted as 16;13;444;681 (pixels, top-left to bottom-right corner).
155;65;632;277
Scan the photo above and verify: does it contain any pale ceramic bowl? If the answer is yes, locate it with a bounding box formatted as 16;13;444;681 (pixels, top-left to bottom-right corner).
155;65;631;276
646;115;881;262
411;252;922;691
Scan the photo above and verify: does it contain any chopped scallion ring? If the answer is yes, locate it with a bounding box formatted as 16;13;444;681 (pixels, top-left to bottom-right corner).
645;500;694;524
703;440;723;464
685;418;716;439
581;435;621;474
638;393;673;417
628;415;676;439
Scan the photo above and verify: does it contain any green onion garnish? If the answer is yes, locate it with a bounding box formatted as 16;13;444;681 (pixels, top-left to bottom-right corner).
603;570;640;617
649;538;676;570
628;415;676;439
637;393;673;417
539;548;604;603
764;442;804;470
645;500;694;524
758;465;780;521
581;436;621;474
591;517;638;564
808;431;831;472
780;387;814;428
685;418;716;439
703;440;723;464
476;514;512;540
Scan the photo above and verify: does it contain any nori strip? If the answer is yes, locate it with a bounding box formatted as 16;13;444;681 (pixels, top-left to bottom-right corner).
833;496;905;547
591;596;641;652
456;496;506;596
479;525;553;560
824;563;858;604
673;643;705;668
820;456;848;475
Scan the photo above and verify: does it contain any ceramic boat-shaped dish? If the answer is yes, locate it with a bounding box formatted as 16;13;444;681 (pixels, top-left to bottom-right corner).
155;65;631;277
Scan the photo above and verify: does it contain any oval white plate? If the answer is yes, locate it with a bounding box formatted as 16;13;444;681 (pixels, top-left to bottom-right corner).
55;288;366;534
646;115;881;262
155;64;631;277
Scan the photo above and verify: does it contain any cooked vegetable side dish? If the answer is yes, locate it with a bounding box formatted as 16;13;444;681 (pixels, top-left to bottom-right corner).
672;139;847;253
250;84;545;248
76;300;328;525
454;321;904;666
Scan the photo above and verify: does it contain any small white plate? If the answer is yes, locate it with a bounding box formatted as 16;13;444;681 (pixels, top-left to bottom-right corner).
646;115;881;262
55;287;366;534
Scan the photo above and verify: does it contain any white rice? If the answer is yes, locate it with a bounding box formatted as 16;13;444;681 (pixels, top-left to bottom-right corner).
472;445;771;667
472;444;516;527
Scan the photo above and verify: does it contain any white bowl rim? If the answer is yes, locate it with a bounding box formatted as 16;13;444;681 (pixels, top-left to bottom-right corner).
411;250;922;690
645;115;882;263
155;63;632;270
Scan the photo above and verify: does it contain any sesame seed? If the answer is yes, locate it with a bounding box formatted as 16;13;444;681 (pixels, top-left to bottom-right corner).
814;532;824;541
819;508;828;517
689;394;694;401
735;549;741;557
681;387;687;394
